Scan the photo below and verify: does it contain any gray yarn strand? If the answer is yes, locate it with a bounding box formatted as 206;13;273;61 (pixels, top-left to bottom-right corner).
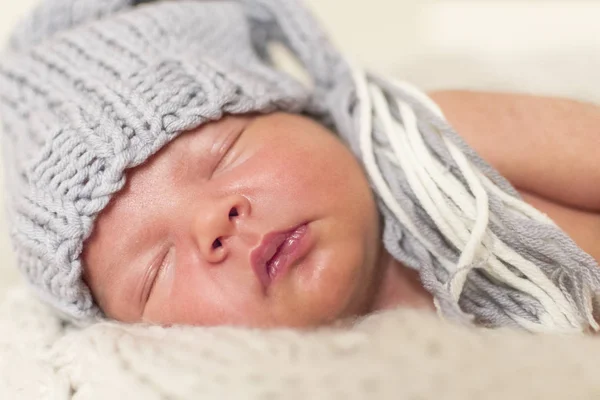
364;75;600;329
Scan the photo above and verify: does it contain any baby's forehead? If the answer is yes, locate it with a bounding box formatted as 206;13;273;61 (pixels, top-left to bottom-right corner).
105;111;357;207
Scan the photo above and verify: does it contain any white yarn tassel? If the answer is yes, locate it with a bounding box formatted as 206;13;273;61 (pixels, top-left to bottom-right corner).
350;64;590;333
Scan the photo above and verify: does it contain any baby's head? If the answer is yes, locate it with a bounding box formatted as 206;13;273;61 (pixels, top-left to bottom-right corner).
83;112;383;327
0;0;391;327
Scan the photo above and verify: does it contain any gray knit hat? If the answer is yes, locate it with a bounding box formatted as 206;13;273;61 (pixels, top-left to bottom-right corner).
0;0;349;321
3;0;600;332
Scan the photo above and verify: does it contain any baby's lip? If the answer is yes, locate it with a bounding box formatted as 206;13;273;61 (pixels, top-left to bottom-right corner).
250;224;308;292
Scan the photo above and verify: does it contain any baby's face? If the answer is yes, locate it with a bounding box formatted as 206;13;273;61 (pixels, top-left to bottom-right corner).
83;113;382;327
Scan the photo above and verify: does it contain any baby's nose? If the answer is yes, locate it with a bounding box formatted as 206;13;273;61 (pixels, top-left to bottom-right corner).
193;194;250;264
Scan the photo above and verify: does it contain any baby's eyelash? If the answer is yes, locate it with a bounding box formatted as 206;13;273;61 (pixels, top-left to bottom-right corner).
210;128;245;177
211;142;235;175
144;246;175;304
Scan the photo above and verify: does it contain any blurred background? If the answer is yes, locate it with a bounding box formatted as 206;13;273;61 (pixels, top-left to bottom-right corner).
1;0;599;298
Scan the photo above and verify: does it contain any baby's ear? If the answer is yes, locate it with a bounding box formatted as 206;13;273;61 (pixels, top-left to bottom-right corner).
9;0;134;52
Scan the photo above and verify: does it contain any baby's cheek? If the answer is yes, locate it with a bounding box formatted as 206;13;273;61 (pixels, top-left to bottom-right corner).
142;266;209;325
148;263;271;326
286;239;370;324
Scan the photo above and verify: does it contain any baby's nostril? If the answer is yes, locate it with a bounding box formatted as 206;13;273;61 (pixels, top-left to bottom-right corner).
229;207;239;218
212;239;222;249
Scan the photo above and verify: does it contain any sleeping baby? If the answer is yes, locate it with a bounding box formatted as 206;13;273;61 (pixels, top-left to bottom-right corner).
2;0;600;333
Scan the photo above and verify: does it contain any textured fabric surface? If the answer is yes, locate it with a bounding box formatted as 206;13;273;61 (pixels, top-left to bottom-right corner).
350;72;600;332
3;284;600;400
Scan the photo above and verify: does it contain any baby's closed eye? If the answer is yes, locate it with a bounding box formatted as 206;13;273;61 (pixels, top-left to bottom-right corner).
141;245;176;311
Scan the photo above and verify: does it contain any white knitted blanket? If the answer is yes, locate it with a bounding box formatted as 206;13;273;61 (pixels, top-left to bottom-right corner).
2;284;600;399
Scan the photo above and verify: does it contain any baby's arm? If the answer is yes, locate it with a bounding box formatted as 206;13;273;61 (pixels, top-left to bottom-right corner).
429;90;600;212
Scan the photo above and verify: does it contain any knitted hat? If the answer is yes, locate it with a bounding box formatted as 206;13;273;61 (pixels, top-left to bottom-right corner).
0;0;344;321
3;0;600;332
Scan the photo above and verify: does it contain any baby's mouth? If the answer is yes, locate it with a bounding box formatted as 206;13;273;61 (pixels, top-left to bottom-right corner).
250;224;309;291
265;242;285;278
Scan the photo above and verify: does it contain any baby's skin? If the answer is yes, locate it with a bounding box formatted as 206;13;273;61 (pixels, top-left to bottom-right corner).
83;112;434;327
83;91;600;328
